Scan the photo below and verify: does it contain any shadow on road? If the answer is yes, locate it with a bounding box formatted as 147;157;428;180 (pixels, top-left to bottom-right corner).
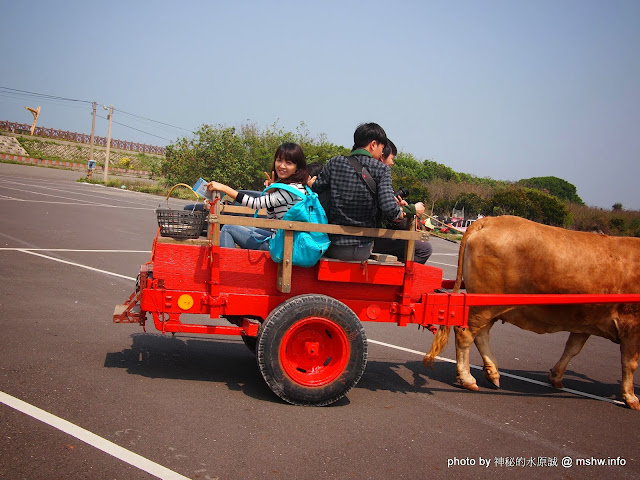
359;358;626;407
104;332;280;403
104;333;626;407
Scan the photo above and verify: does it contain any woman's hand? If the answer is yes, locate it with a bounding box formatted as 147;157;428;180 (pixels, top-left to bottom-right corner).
263;171;276;187
206;181;238;200
207;181;227;192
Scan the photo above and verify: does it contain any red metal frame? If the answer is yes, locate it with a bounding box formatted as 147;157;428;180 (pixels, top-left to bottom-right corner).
114;239;640;336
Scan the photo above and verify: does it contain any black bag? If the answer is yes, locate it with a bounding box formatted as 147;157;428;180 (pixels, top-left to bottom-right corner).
347;155;382;226
347;156;377;195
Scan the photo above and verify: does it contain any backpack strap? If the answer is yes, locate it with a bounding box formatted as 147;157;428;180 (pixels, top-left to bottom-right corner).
262;183;308;199
347;155;377;195
254;183;307;218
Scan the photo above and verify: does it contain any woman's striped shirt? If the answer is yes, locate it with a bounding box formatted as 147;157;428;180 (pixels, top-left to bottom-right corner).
235;183;306;220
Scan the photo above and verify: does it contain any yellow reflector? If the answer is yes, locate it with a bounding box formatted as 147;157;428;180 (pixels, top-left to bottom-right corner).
177;294;194;310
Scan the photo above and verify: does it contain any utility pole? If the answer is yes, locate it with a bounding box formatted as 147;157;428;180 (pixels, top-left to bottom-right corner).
103;105;113;182
89;101;96;163
87;102;97;179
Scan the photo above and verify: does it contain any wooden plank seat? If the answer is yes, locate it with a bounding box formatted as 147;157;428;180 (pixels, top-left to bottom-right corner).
209;199;429;292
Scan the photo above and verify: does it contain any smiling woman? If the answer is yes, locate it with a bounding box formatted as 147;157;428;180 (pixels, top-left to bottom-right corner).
206;142;310;251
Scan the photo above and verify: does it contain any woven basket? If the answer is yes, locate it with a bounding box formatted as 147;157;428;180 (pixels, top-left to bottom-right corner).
156;183;207;239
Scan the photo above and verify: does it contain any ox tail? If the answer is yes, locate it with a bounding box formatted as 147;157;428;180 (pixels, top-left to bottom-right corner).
424;219;481;367
452;217;475;292
423;325;451;367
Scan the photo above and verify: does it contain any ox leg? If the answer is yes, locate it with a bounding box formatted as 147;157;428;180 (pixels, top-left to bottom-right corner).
454;326;479;391
620;337;640;410
548;333;590;389
474;324;500;388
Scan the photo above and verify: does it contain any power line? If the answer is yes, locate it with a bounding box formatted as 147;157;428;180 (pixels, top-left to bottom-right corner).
114;108;192;132
0;86;92;104
96;114;173;142
0;92;89;111
1;85;191;142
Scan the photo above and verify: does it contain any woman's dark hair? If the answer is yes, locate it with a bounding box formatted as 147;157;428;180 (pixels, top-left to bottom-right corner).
272;142;309;184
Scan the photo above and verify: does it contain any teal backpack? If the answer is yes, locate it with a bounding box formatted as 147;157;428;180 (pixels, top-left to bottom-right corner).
260;184;331;267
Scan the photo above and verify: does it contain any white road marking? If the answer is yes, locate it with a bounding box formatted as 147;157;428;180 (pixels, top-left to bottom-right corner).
15;249;138;281
0;391;191;480
0;184;113;203
368;339;625;406
0;177;161;206
0;180;159;209
0;196;154;209
427;260;458;268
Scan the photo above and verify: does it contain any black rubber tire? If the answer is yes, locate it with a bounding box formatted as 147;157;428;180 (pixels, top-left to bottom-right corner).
257;294;367;406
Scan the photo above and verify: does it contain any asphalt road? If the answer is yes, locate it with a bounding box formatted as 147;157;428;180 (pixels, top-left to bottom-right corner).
1;162;639;480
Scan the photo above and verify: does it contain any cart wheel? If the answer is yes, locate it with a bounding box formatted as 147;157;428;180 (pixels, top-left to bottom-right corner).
257;294;367;406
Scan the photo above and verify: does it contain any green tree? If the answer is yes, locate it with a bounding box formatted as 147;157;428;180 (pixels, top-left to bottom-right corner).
453;192;485;218
488;187;568;226
392;153;423;178
393;154;460;182
161;125;256;188
609;216;627;235
517;176;583;204
526;188;570;226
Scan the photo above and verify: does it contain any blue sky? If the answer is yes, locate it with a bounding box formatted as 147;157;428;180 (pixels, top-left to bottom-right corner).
2;0;639;209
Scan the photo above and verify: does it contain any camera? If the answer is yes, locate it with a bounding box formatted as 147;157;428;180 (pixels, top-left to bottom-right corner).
393;187;409;201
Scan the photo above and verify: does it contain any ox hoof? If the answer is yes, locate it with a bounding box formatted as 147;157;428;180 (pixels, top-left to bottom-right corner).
484;369;500;389
548;371;563;389
458;380;479;392
486;377;500;389
624;397;640;411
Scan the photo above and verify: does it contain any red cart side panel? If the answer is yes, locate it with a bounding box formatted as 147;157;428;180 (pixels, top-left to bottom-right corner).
317;259;405;285
217;248;288;296
216;248;405;302
152;241;210;291
407;262;444;301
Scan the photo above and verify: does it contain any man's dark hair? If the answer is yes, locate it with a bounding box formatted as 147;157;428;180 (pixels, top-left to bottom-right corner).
382;140;397;160
352;122;387;150
307;161;324;178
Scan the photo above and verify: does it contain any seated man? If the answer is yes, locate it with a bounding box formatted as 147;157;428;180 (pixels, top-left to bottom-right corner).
310;123;404;261
373;140;433;263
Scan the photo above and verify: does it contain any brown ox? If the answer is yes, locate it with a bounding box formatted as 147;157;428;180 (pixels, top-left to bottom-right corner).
424;215;640;410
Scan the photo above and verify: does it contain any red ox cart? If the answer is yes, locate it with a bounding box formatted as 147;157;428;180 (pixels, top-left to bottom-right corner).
114;202;640;406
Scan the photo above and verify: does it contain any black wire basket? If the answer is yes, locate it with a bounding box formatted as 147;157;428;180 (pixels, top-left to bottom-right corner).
156;183;208;239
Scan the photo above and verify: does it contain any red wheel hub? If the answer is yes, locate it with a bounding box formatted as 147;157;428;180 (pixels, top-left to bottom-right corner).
279;317;350;387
